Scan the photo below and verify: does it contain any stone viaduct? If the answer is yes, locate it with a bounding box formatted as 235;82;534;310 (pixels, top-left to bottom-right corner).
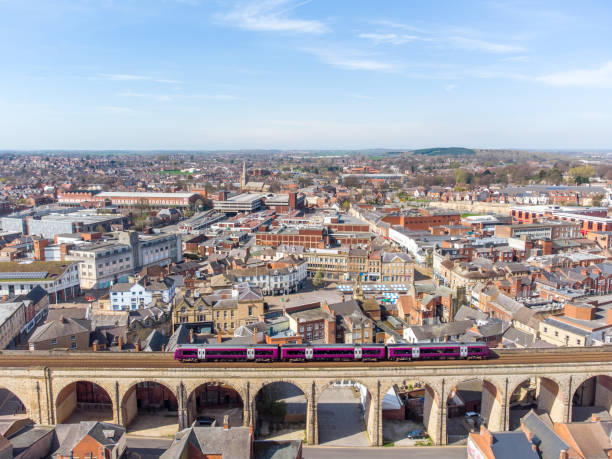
1;350;611;446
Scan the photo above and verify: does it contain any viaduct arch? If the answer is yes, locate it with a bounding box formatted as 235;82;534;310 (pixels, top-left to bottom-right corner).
0;350;611;445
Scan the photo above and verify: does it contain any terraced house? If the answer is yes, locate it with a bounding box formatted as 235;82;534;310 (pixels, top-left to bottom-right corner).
172;283;264;334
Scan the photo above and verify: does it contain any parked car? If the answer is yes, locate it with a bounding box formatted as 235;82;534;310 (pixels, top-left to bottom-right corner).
194;416;216;427
406;429;426;439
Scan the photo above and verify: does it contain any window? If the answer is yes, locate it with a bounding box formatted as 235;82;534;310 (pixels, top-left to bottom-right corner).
71;342;77;349
71;335;76;341
51;339;57;345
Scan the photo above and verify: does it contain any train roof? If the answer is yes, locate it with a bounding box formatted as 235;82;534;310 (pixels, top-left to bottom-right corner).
177;344;278;349
280;343;385;348
387;342;486;348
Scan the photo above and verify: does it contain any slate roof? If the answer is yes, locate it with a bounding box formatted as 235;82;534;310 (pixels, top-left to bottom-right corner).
521;410;568;459
29;317;90;343
160;426;252;459
53;421;125;457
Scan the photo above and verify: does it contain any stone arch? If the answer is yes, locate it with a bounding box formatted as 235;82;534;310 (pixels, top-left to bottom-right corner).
445;377;504;444
316;378;374;446
507;376;565;428
55;380;113;424
253;380;307;440
186;380;245;428
380;379;441;446
120;380;178;433
0;379;29;419
571;374;612;421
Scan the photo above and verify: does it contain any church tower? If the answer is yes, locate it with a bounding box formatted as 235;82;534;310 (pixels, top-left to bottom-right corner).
241;161;247;191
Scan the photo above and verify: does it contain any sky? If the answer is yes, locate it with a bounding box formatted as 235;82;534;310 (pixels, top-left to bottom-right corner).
0;0;611;150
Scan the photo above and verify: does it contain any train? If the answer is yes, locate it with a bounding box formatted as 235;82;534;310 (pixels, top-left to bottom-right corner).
174;342;490;362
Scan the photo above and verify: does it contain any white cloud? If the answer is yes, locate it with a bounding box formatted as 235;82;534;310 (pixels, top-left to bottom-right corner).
119;91;239;102
444;84;456;92
537;62;612;88
101;74;182;84
219;0;327;34
97;106;137;114
304;48;397;72
359;33;421;45
450;36;525;53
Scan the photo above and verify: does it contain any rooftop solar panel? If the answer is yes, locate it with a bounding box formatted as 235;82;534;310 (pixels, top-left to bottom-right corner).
0;271;48;280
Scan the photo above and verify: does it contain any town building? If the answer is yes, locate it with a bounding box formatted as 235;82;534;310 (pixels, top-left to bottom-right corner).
172;283;264;334
68;242;133;289
0;261;80;303
109;278;175;311
93;191;200;208
227;258;307;295
28;316;91;350
53;421;126;459
213;192;264;213
0;301;25;349
117;231;182;271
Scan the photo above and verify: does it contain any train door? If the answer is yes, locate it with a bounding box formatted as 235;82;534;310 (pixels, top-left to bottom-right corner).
412;347;420;359
305;347;313;360
198;348;206;360
460;346;468;358
354;347;362;360
247;348;255;360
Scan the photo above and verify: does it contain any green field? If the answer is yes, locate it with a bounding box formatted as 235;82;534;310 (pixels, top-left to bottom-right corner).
413;147;476;156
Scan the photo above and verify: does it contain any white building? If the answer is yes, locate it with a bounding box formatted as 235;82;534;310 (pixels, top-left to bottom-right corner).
228;259;307;296
68;242;134;289
117;231;182;271
0;261;80;303
110;278;175;311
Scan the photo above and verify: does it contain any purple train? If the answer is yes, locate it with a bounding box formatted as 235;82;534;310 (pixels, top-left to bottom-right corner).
174;342;490;362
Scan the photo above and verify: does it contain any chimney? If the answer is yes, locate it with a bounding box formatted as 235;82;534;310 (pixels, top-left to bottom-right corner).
161;344;166;352
591;414;601;422
223;415;229;430
559;451;568;459
532;444;538;452
480;425;493;446
189;328;194;344
92;340;99;352
217;332;223;343
134;340;140;352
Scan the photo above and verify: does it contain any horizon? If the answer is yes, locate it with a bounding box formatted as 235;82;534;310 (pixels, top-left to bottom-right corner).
1;0;611;150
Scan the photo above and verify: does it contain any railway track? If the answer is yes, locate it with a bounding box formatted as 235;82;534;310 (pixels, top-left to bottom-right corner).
0;347;610;369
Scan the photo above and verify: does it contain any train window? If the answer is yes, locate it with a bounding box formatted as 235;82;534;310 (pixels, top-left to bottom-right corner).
286;350;304;355
363;349;381;354
182;350;197;356
255;350;275;355
393;349;411;354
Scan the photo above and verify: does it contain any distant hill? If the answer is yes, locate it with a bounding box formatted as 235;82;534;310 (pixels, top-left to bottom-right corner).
412;147;476;156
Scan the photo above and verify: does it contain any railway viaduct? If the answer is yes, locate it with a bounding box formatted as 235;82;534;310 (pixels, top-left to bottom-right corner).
1;348;612;446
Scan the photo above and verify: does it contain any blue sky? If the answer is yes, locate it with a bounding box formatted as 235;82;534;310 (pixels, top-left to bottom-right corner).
0;0;611;150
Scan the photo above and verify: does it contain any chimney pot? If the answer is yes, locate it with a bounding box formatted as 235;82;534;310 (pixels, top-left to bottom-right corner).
591;414;601;422
223;415;229;430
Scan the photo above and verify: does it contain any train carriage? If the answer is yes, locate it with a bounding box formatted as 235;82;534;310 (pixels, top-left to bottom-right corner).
174;344;279;362
280;343;386;361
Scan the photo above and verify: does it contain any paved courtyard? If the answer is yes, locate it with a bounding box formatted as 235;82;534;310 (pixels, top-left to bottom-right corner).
317;386;369;447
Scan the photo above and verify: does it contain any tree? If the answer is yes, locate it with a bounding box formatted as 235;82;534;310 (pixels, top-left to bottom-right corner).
569;165;594;184
313;270;325;288
592;194;604;207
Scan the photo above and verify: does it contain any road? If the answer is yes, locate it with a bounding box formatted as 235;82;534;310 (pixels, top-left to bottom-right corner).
0;347;610;369
125;435;467;459
303;446;466;459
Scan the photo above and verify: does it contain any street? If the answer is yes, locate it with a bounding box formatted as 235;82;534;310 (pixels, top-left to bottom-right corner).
303;446;467;459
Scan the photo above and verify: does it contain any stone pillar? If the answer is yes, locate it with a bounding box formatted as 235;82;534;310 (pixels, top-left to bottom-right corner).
243;382;251;428
481;380;504;432
365;381;382;446
439;379;447;446
538;377;566;423
307;382;318;445
177;382;188;430
564;375;574;423
113;381;121;425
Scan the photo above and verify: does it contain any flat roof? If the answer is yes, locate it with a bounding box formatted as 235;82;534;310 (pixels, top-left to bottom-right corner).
97;191;197;198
